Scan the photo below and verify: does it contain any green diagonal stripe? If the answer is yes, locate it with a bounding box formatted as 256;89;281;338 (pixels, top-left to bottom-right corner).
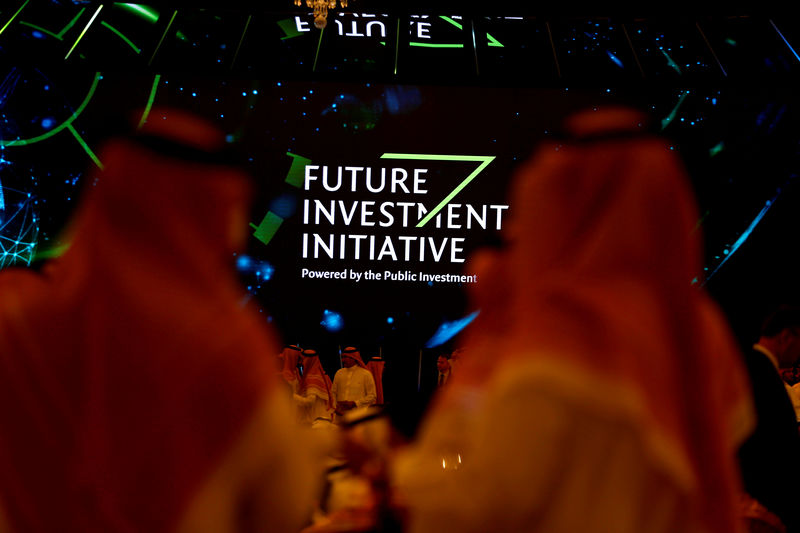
285;152;312;188
57;6;86;38
487;33;504;47
0;0;30;36
380;153;496;228
64;4;103;60
250;211;284;246
277;17;304;39
101;20;141;53
0;71;102;147
67;123;104;169
439;15;463;30
138;73;162;129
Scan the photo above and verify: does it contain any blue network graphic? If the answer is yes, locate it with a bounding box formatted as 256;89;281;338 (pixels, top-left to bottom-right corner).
1;68;39;267
0;162;39;268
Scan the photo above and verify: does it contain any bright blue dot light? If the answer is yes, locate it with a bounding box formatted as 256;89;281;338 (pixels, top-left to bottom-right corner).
259;265;274;280
252;90;258;95
32;30;44;39
321;310;344;332
387;317;394;324
236;255;253;270
41;117;55;130
269;193;296;218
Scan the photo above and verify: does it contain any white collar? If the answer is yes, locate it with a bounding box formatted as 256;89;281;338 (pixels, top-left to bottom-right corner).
753;343;780;370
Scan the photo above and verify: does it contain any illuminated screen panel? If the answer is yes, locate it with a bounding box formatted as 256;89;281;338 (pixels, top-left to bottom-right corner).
232;13;320;76
476;16;559;81
66;3;165;66
548;18;641;80
3;8;800;409
698;16;800;77
397;15;474;80
312;12;396;76
625;18;722;79
150;9;249;72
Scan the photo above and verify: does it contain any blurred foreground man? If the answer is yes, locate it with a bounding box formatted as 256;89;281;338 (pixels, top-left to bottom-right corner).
739;306;800;533
391;108;755;533
0;110;322;533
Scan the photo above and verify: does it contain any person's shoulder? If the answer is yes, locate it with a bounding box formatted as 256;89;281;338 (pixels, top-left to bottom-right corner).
0;266;42;284
743;348;778;375
0;267;46;300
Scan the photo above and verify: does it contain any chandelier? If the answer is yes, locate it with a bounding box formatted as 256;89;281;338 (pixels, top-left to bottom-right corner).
293;0;350;29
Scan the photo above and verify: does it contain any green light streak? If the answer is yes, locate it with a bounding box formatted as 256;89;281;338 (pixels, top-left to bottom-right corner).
148;9;176;66
67;124;104;169
546;21;561;78
57;7;86;38
380;153;496;228
410;42;463;48
709;141;725;157
660;49;682;74
487;33;504;47
19;21;60;39
34;241;71;261
116;3;159;23
231;15;251;67
393;18;400;75
660;91;689;131
0;0;29;36
16;7;85;41
439;15;462;30
101;20;140;53
693;210;710;233
0;72;102;148
138;73;162;129
313;26;324;72
65;4;103;60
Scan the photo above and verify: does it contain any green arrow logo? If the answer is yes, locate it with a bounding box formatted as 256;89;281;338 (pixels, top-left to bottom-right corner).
379;153;496;228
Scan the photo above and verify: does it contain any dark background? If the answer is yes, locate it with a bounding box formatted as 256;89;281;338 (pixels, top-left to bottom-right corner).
2;2;800;422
